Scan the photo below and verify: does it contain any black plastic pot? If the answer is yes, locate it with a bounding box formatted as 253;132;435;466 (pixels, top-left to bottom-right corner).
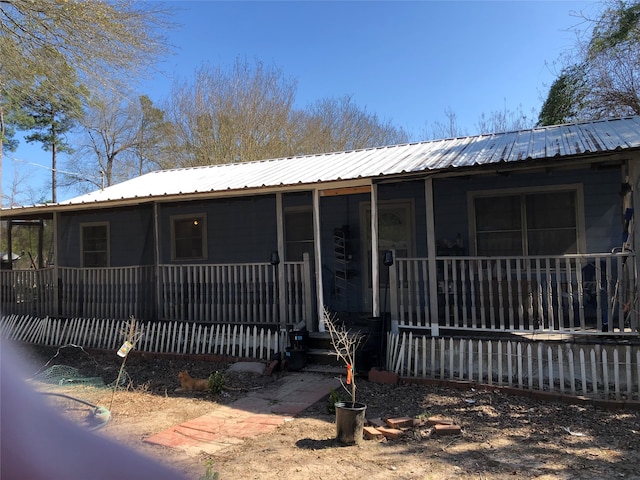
285;347;307;371
335;401;367;445
288;330;309;350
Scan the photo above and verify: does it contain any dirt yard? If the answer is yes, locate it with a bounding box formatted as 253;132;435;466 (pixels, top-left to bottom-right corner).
10;342;640;480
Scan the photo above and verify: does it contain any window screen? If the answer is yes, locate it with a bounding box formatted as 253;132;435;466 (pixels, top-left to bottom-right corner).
475;190;578;256
284;209;314;261
81;223;109;267
172;215;206;260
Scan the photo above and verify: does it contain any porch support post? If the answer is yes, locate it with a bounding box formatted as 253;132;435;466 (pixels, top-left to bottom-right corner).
275;193;286;329
629;158;640;329
630;159;640;258
425;177;440;336
302;253;313;331
371;183;380;318
7;219;12;268
153;202;162;321
313;188;325;331
388;249;399;333
53;212;59;317
38;219;44;269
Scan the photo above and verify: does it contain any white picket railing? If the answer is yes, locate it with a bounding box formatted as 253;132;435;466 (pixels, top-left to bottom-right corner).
0;256;313;327
158;260;311;325
0;315;282;360
386;331;640;401
0;268;56;317
391;251;638;335
58;266;156;320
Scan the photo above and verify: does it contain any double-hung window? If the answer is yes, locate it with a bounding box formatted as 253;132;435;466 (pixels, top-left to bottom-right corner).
171;214;207;261
81;222;110;267
471;186;582;256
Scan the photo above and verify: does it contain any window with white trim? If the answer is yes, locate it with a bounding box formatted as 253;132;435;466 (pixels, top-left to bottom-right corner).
171;214;206;261
472;188;581;256
81;222;110;267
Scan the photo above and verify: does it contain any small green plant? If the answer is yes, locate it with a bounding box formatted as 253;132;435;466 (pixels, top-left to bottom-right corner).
415;411;431;421
208;371;225;395
327;388;345;414
199;459;220;480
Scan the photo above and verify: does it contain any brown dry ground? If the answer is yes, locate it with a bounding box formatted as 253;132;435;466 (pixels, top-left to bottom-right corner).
10;342;640;480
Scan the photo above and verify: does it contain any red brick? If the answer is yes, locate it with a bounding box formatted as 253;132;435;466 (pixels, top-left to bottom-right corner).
377;426;404;440
386;417;414;429
426;416;453;426
434;424;461;436
265;359;279;376
363;426;384;440
368;368;399;385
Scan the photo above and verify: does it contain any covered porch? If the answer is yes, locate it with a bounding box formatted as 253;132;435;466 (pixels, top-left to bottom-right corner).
0;255;314;331
389;251;638;336
1;249;636;338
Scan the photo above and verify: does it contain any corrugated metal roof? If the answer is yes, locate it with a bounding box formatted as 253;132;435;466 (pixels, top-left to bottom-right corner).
17;116;640;210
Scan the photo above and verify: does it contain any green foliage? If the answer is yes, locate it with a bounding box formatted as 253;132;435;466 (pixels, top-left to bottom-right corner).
135;95;173;174
199;459;220;480
589;1;640;57
208;371;226;395
327;388;346;414
0;1;172;93
0;0;172;199
540;0;640;122
537;64;589;126
12;53;87;149
0;220;54;268
415;411;432;420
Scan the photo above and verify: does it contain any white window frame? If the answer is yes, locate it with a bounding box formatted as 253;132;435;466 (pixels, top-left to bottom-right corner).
80;222;110;267
170;213;207;261
467;183;586;256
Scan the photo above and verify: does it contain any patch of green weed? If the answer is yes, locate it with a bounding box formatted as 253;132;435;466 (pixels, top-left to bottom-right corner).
208;371;225;395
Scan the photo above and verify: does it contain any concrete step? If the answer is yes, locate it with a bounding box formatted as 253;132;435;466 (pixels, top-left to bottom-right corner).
306;348;341;366
301;363;346;376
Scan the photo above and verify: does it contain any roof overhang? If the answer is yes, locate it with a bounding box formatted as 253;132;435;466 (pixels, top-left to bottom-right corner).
1;134;638;221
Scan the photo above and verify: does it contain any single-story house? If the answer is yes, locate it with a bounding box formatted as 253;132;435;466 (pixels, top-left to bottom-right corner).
1;116;638;340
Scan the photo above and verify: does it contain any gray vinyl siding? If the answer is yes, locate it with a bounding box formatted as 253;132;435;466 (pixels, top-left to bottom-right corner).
158;195;278;264
57;206;154;267
433;167;622;255
53;164;623;320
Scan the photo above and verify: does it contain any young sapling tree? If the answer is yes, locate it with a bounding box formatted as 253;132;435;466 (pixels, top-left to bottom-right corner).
323;307;364;405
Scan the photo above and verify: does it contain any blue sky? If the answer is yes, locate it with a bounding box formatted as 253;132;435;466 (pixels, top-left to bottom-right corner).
4;0;599;204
